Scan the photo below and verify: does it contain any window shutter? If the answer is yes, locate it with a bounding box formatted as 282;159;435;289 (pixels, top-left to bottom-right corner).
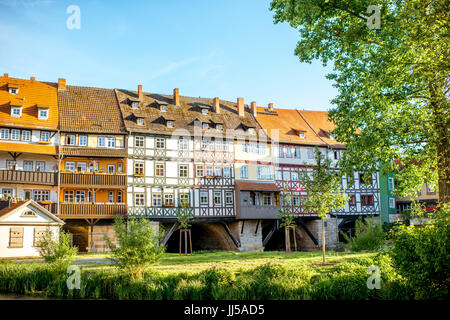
9;227;24;248
34;227;47;247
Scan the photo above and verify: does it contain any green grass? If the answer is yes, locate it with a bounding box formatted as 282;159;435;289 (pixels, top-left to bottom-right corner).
0;250;417;300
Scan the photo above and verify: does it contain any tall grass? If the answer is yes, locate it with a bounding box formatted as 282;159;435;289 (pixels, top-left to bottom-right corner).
0;253;418;300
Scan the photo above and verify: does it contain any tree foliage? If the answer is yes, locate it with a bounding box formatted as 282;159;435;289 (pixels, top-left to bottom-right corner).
177;199;194;230
107;216;165;278
278;182;296;228
36;228;78;266
270;0;449;202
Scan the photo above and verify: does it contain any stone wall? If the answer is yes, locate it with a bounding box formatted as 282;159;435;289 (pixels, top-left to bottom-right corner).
239;220;263;252
316;216;339;250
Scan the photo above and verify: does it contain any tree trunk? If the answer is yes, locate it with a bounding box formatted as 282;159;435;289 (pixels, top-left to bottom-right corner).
322;218;326;264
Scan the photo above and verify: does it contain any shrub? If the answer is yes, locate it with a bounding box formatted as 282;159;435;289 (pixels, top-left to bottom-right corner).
107;216;165;278
340;217;386;252
35;228;78;266
387;203;450;299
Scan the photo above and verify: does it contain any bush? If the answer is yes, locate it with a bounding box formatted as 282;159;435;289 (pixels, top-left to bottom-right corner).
35;228;78;266
107;216;165;278
387;204;450;299
340;217;386;252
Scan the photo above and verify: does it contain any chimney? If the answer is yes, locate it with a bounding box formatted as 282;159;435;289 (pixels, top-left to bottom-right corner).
237;97;244;117
250;101;257;117
138;85;143;99
58;78;66;90
268;103;274;111
3;73;8;78
213;97;220;113
173;88;180;106
30;76;35;81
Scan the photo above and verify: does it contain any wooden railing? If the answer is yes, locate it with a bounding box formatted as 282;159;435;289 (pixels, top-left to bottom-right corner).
60;172;127;188
0;170;57;186
239;205;281;219
39;203;126;218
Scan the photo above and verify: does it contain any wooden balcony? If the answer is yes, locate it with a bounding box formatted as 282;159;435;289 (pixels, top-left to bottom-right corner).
60;172;127;188
0;170;57;186
238;205;281;219
38;202;126;218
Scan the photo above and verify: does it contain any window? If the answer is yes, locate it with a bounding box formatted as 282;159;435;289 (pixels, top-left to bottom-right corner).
65;162;75;172
117;162;123;173
200;191;208;204
22;210;36;217
223;167;231;178
155;137;165;149
40;131;50;142
76;162;86;173
196;165;204;177
22;130;30;141
0;128;9;140
64;191;74;202
275;170;282;180
33;190;49;202
388;177;394;191
215;140;222;151
307;148;314;159
135;193;145;206
6;160;15;170
160;104;167;112
240;165;248;179
361;195;374;206
117;191;123;203
135;136;145;147
23;161;33;171
278;146;284;158
299;132;305;139
79;135;87;146
38;108;49;120
24;190;32;200
206;166;213;177
131;102;139;109
75;190;86;202
293;196;300;206
201;139;208;150
248;128;255;134
66;135;75;145
334;151;341;160
348;195;356;206
285;147;293;158
98;137;105;147
33;227;47;247
87;191;93;202
35;161;45;172
201;108;208;115
202;123;209;129
214;192;221;205
263;193;272;206
178;137;188;150
152;194;162;207
225;192;233;204
2;188;13;198
292;172;299;181
216;124;223;130
258;166;272;180
11;107;22;117
179;165;188;178
106;137;115;148
223;141;229;151
389;197;396;209
295;147;301;158
164;194;174;206
167;120;174;128
179;193;189;205
214;166;222;177
108;191;114;203
134;162;144;175
107;165;115;173
137;117;145;125
426;183;436;194
9;227;24;248
9;88;18;94
155;163;165;177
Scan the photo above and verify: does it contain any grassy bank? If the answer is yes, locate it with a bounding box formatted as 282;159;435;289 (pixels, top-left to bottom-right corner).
0;251;414;300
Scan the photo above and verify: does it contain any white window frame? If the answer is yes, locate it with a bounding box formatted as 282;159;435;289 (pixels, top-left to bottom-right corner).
135;136;145;148
66;135;75;145
196;165;204;177
21;130;31;141
0;128;9;140
179;164;188;178
152;193;162;207
134;193;145;206
11;129;20;140
240;165;248;179
79;135;87;146
40;131;50;142
155;137;165;149
225;192;233;205
213;192;221;205
11;106;22;118
388;177;394;191
200;191;208;205
38;108;49;120
389;197;396;209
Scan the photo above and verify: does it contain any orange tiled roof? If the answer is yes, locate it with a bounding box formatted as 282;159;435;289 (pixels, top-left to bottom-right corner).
0;201;27;218
58;85;126;133
0;76;58;130
298;110;344;148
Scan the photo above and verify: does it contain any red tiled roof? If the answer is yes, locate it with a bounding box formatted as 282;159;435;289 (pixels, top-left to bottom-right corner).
0;201;27;218
235;181;279;192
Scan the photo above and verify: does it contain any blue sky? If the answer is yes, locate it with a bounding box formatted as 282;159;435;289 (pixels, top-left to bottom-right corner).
0;0;337;110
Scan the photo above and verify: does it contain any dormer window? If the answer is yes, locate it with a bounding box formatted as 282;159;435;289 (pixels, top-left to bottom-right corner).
38;108;49;120
167;120;174;128
11;106;22;118
216;124;223;130
132;102;139;109
248;127;255;134
160;105;167;112
299;133;305;139
202;123;209;129
8;85;19;94
137;117;145;126
201;108;208;115
329;134;335;140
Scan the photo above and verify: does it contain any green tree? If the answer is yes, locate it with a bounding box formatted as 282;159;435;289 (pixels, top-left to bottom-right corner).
278;182;296;228
36;228;78;266
270;0;449;203
107;216;165;278
300;147;348;264
177;199;194;230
